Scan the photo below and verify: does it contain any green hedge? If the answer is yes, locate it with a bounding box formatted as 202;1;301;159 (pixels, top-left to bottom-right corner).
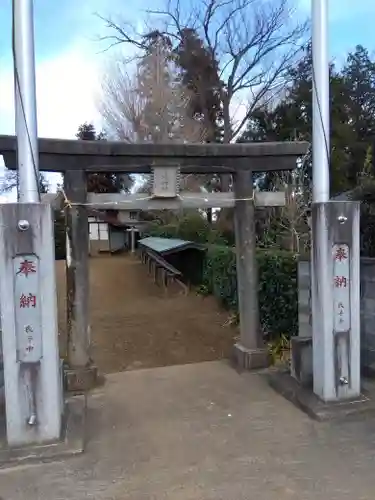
147;212;229;245
203;246;298;339
54;210;66;260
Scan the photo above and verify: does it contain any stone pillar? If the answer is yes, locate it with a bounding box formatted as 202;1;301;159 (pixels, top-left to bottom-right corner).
360;258;375;376
0;203;62;446
311;201;360;401
130;228;136;253
232;169;269;370
64;170;97;392
298;260;312;338
291;259;313;386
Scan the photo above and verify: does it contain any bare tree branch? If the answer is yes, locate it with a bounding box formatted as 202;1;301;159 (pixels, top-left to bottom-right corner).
0;170;18;194
0;170;49;196
274;168;311;253
98;0;307;194
98;45;205;144
98;61;144;142
95;14;147;51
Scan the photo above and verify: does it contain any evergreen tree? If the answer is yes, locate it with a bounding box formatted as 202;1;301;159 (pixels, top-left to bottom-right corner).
76;122;133;193
342;45;375;184
238;44;359;195
174;28;223;143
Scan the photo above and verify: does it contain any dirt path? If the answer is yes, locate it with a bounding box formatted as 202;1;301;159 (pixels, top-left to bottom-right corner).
56;255;237;374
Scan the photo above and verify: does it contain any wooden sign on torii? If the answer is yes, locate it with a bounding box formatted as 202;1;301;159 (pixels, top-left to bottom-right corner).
0;135;308;389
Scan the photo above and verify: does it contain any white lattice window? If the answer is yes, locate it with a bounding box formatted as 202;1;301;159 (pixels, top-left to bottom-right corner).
98;223;108;241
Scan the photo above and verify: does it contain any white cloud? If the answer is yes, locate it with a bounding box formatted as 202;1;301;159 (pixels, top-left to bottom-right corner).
0;40;107;197
0;41;103;139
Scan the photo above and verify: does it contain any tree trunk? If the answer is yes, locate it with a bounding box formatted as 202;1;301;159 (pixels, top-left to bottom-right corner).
206;208;213;224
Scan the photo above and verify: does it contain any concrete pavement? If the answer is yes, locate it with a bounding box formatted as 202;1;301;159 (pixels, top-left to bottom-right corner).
2;361;375;499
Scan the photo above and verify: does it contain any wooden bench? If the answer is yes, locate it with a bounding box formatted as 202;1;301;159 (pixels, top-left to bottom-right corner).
139;247;188;295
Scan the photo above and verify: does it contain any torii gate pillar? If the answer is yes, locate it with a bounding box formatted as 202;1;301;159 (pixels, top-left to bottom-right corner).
232;169;269;369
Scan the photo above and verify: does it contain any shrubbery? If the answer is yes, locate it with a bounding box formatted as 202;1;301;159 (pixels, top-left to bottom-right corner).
148;211;228;245
147;211;298;339
202;246;298;339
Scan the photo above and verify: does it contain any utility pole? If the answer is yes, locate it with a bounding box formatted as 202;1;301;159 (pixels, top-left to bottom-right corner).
311;0;361;401
0;0;62;447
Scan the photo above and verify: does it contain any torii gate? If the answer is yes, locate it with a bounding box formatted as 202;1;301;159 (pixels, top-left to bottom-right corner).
0;135;308;390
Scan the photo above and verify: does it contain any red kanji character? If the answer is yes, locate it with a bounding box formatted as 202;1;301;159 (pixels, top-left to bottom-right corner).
334;276;347;288
19;294;28;308
19;293;37;308
17;259;36;278
335;247;348;262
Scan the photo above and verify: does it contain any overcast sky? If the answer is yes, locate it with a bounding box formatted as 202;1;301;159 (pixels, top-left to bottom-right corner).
1;0;375;195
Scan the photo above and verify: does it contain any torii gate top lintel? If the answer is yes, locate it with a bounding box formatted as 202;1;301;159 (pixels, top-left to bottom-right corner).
0;135;309;174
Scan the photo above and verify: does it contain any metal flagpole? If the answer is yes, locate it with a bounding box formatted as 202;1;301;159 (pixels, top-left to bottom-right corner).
13;0;40;203
310;0;333;400
312;0;330;203
13;0;40;427
310;0;361;401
